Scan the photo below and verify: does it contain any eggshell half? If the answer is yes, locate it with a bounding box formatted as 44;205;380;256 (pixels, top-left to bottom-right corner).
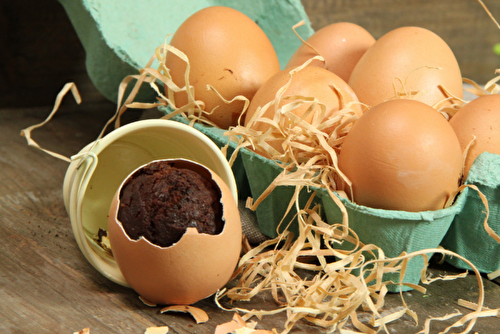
166;6;280;129
449;94;500;179
338;99;463;212
108;159;242;305
348;26;463;108
286;22;375;82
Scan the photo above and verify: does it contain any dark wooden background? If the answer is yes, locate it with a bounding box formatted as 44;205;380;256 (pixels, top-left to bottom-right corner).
1;0;500;110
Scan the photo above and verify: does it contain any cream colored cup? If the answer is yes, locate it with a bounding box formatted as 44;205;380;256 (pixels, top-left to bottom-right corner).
63;119;237;286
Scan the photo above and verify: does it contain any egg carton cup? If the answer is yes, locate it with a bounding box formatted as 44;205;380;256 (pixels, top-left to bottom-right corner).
441;152;500;274
243;153;470;293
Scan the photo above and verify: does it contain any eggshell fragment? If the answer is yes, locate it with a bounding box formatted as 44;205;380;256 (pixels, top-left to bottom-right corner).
108;159;242;305
348;26;463;108
338;99;463;212
160;305;209;324
166;6;280;129
144;327;169;334
286;22;375;82
449;94;500;179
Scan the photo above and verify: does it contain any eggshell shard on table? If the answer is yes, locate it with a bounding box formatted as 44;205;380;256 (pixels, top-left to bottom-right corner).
449;93;500;179
160;305;209;324
108;159;242;306
144;327;170;334
286;22;376;83
338;99;463;212
165;6;281;129
348;26;463;108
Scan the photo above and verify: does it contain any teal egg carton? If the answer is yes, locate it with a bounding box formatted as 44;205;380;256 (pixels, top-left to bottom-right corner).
59;0;500;291
161;112;471;292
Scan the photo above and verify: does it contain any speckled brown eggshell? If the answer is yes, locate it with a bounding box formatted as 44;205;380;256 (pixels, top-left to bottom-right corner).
286;22;376;83
338;99;463;212
348;26;463;108
165;6;281;129
108;159;242;306
244;66;361;156
449;94;500;179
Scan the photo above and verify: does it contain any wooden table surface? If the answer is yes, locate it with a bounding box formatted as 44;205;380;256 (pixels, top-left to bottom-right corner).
1;101;500;334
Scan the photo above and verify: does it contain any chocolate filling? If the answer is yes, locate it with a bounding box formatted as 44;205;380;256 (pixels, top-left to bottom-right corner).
118;161;223;247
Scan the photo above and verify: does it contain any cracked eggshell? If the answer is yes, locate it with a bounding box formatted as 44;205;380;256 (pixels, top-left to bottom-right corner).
108;159;242;306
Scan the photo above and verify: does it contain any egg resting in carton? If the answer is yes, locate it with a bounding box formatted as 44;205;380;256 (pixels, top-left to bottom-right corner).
58;0;500;293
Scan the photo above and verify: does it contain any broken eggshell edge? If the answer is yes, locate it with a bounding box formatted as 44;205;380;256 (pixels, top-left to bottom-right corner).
108;158;242;306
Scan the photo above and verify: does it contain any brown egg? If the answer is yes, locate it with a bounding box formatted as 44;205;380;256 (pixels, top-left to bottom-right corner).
165;6;281;129
338;99;463;212
449;94;500;179
108;159;242;305
348;26;463;108
286;22;375;82
244;66;361;156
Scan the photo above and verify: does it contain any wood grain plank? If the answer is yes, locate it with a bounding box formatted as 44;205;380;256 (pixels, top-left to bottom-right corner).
0;106;158;333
